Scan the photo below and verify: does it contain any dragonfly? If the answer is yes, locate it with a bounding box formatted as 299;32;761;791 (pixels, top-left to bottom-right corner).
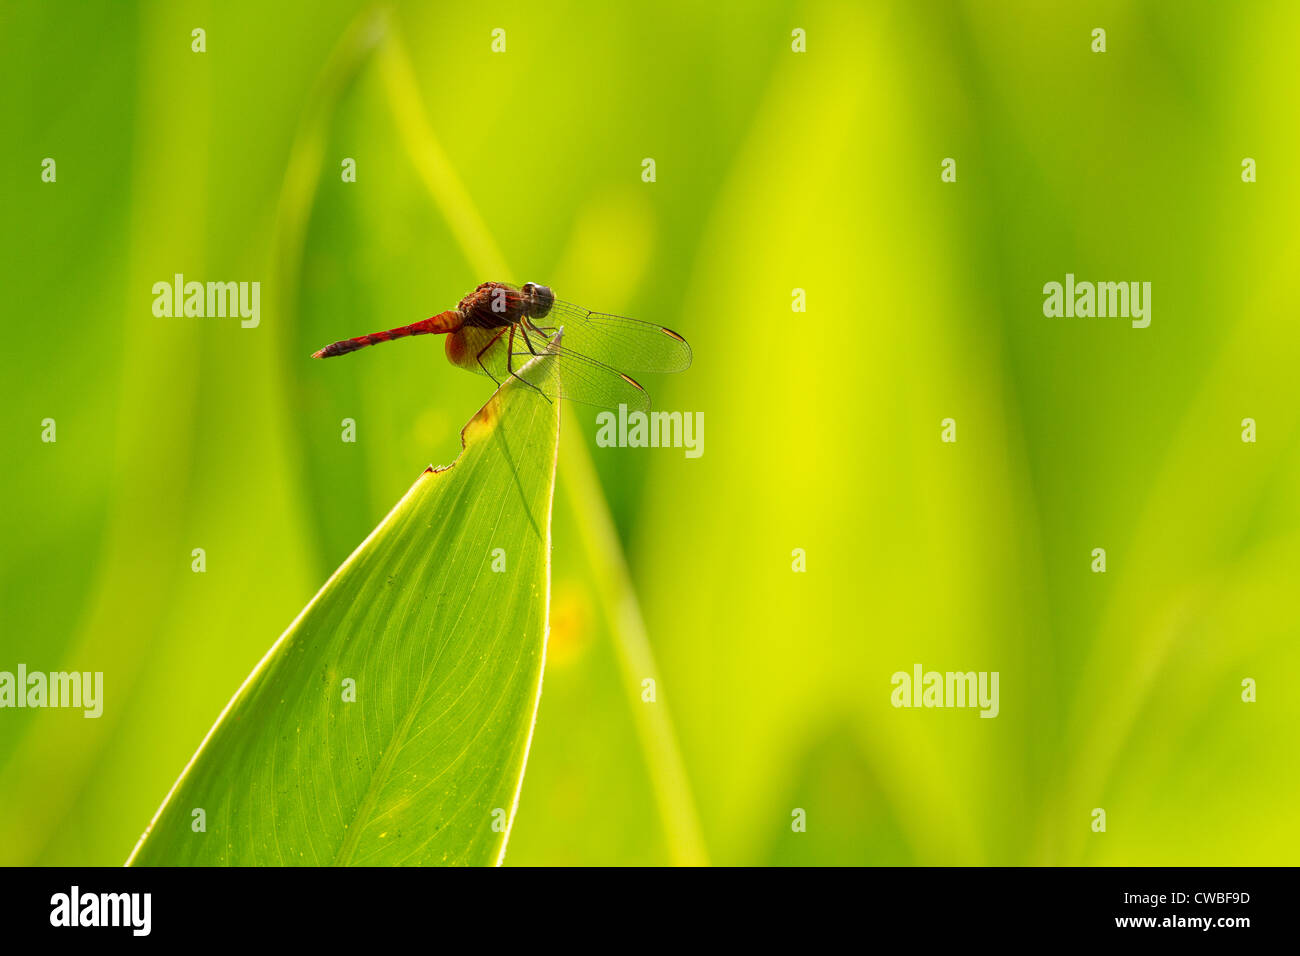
313;281;691;412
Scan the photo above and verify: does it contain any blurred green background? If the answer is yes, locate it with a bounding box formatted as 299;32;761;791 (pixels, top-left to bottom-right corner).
2;0;1297;866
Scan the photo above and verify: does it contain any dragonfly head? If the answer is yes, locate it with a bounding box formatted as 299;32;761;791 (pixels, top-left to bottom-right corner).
521;281;554;319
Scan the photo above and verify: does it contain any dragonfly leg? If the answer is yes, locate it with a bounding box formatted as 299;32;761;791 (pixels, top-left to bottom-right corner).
527;322;558;343
506;324;550;403
519;321;544;356
475;327;509;385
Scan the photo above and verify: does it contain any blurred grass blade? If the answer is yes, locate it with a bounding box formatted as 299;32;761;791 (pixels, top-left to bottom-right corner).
128;370;560;866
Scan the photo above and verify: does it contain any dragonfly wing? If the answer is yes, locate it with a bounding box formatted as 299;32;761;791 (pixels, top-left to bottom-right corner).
538;300;693;374
453;324;649;411
446;325;510;378
508;332;651;412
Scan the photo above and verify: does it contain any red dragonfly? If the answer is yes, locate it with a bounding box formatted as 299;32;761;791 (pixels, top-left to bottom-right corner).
313;281;691;411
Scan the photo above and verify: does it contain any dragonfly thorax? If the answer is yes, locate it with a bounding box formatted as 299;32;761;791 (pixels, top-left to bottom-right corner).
458;281;554;329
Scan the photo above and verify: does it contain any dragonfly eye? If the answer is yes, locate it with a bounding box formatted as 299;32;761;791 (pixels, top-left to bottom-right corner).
524;282;554;318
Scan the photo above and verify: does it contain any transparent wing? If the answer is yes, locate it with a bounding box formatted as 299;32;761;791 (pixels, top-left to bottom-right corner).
518;344;651;413
449;325;510;379
534;299;693;374
453;324;651;412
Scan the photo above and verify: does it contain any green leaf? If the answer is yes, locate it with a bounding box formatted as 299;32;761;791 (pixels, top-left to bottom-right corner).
128;370;560;866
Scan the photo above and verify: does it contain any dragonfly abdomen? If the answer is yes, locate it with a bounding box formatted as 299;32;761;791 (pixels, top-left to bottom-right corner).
312;310;462;358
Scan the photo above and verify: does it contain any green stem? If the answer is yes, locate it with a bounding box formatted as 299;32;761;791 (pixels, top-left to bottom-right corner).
559;434;708;865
